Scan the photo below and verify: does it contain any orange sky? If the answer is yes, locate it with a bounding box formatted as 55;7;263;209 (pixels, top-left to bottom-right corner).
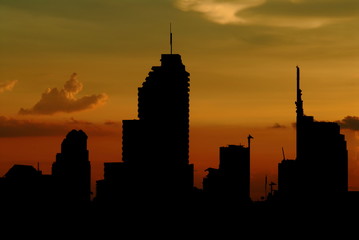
1;0;359;201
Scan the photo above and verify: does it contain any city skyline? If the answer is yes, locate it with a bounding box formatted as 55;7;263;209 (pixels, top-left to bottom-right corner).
1;0;359;201
0;62;350;208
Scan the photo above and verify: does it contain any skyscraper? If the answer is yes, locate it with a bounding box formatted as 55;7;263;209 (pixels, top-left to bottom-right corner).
137;54;190;167
278;67;348;202
96;51;194;204
296;67;348;197
52;129;91;203
122;53;193;196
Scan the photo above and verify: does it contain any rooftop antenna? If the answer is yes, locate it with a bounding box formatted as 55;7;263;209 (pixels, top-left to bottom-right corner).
37;162;42;174
264;175;268;200
170;22;173;54
247;134;253;149
282;147;286;161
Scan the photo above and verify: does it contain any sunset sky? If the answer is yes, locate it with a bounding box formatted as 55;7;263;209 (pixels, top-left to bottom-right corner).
1;0;359;200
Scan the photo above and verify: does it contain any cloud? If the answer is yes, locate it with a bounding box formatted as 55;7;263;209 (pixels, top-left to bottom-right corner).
336;116;359;131
19;73;108;115
174;0;357;28
0;80;17;93
175;0;265;24
0;116;121;137
0;116;69;137
270;123;286;129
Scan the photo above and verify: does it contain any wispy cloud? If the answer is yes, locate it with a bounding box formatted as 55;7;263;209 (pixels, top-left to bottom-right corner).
174;0;355;28
19;73;108;115
0;80;17;93
175;0;265;24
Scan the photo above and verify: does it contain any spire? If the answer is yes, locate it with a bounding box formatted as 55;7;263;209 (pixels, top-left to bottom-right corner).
295;66;304;161
170;23;173;54
295;66;304;118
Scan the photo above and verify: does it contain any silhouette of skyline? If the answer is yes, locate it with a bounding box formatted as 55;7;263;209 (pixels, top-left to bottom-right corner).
3;1;359;205
1;47;357;216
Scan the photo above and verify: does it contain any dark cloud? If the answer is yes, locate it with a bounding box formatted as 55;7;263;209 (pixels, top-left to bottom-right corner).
0;116;120;138
335;116;359;131
19;73;108;115
0;80;17;93
0;116;68;137
270;123;286;129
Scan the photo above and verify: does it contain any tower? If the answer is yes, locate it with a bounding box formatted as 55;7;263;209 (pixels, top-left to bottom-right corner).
95;31;194;206
121;51;193;196
203;136;253;204
296;66;304;162
219;144;251;202
278;67;348;203
52;129;91;203
136;53;190;167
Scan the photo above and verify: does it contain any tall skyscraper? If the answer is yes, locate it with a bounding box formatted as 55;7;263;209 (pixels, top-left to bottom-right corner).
52;129;91;203
278;67;348;202
122;53;193;196
96;51;194;204
137;54;190;166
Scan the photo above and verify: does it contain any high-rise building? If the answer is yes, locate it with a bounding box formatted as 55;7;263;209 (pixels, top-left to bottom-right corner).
96;52;194;204
219;144;251;201
278;67;348;202
52;129;91;203
122;53;193;195
203;135;253;203
122;54;190;168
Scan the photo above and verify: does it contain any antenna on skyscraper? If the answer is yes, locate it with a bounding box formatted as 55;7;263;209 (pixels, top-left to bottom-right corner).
247;134;253;149
264;175;268;200
170;22;173;54
282;147;286;160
